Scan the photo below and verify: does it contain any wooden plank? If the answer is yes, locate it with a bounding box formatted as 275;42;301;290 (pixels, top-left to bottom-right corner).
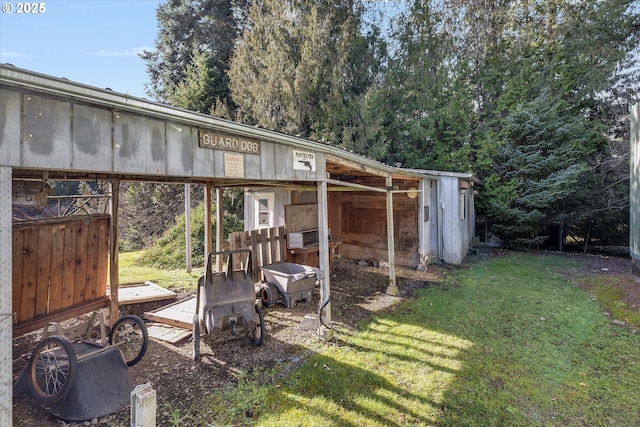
260;227;270;266
34;225;53;316
285;204;318;233
12;230;24;323
146;323;192;345
19;228;39;322
48;224;65;313
269;227;277;265
119;282;177;305
13;296;110;337
73;221;89;305
96;217;109;298
85;220;100;301
61;221;78;309
142;296;196;330
250;229;260;281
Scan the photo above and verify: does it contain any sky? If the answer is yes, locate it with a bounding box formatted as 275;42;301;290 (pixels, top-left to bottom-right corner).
0;0;163;99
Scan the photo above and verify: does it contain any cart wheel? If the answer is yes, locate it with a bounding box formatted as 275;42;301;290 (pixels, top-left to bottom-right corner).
109;315;148;367
192;314;200;362
260;282;279;308
29;336;77;404
252;305;265;346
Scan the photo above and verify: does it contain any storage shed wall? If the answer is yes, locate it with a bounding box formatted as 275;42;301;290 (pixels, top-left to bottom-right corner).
631;100;640;271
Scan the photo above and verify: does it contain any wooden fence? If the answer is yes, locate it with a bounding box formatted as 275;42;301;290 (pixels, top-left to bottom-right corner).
226;226;286;281
12;214;110;335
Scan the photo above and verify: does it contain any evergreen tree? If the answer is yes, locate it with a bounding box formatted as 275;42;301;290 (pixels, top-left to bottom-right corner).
228;0;388;158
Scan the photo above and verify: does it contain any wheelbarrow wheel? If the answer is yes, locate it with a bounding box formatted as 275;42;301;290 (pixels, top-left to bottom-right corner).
192;314;200;362
29;335;77;404
109;315;148;367
252;305;265;346
260;282;279;308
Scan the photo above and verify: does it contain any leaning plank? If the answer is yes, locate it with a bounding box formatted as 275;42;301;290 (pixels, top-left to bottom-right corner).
146;323;192;345
118;282;177;305
142;296;196;330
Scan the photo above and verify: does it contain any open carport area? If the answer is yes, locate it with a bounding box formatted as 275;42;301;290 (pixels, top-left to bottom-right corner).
1;64;475;424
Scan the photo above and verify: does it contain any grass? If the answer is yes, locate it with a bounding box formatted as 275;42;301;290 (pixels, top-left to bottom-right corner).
117;250;203;292
125;250;640;426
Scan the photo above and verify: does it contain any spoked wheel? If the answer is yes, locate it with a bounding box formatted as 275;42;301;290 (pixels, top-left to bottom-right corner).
29;336;77;404
192;314;201;362
109;315;148;367
252;305;265;346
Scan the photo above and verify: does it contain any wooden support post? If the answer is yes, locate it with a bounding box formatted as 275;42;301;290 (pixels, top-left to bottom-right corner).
216;187;224;271
385;176;398;296
204;182;212;263
109;179;120;326
317;178;333;341
185;184;192;273
0;166;12;426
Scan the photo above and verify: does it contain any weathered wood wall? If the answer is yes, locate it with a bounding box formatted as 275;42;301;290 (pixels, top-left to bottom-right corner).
341;192;419;266
12;215;110;333
227;226;286;281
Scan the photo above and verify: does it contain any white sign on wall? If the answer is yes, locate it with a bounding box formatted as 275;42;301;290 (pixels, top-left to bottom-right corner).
293;150;316;172
224;153;244;178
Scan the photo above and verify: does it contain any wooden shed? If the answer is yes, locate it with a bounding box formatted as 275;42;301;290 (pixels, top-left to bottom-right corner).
0;63;475;423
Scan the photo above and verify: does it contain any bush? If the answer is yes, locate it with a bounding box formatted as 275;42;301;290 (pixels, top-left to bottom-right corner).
136;203;244;269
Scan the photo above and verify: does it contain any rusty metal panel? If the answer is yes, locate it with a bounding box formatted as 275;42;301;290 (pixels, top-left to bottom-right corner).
23;95;71;169
72;104;113;172
166;122;193;177
145;118;166;175
113;113;146;174
0;89;20;167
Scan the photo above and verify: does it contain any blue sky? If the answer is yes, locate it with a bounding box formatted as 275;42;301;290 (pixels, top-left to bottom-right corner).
0;0;163;98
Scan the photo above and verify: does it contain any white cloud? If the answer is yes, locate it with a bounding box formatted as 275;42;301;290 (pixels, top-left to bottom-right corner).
0;50;28;59
92;46;153;57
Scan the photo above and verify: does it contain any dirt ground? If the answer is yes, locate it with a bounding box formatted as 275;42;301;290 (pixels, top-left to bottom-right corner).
11;250;638;427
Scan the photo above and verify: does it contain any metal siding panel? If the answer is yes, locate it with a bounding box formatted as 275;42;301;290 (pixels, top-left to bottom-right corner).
214;150;225;178
245;154;261;179
275;145;293;180
193;132;215;178
114;113;145;174
145;118;166;175
23;95;71;169
0;166;12;424
72;104;112;172
0;89;20;166
260;142;276;180
166;123;193;177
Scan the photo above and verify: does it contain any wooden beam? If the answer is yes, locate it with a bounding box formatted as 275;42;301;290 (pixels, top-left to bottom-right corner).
216;187;224;271
385;176;398;296
317;177;333;341
185;184;192;273
205;182;212;259
109;179;120;325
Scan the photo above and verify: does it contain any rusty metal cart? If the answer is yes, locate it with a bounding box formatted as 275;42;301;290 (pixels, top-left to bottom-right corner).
192;249;264;361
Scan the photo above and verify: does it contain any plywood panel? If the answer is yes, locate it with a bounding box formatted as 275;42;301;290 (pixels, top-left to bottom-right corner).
285;204;318;233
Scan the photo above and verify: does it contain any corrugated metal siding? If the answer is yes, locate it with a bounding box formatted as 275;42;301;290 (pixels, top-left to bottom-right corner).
631;101;640;262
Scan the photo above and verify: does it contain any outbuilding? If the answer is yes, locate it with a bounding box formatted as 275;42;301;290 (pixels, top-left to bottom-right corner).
0;64;475;423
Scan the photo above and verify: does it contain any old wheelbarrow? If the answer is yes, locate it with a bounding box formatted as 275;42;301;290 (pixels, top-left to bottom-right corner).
192;249;265;361
13;313;148;421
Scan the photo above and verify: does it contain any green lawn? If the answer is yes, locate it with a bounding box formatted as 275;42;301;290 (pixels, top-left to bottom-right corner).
126;250;640;426
202;252;640;426
117;250;203;292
